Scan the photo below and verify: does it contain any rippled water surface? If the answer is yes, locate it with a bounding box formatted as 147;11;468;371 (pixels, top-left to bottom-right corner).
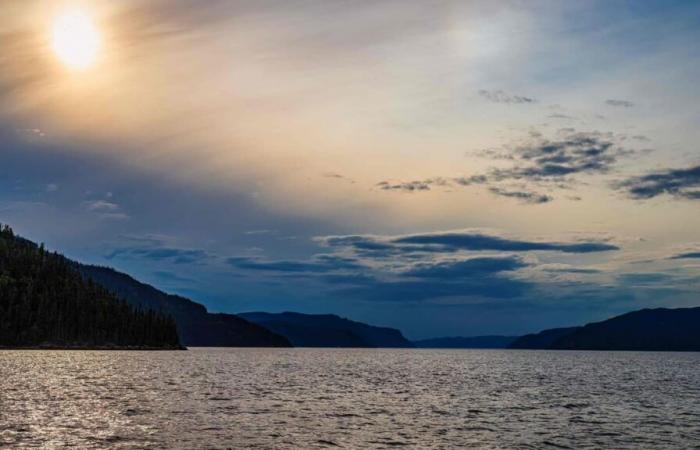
2;348;700;449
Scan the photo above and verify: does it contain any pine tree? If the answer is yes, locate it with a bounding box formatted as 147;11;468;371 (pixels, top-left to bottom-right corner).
0;224;182;349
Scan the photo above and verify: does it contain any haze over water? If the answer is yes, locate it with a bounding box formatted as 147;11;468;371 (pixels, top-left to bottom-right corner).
2;348;699;449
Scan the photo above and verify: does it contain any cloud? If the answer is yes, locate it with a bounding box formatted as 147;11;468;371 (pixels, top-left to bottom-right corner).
321;235;398;254
453;175;488;186
669;251;700;259
106;235;209;264
376;176;485;193
228;258;336;273
618;272;674;285
335;276;531;302
107;246;208;264
487;187;552;204
542;266;602;274
392;232;618;253
152;270;195;284
402;256;528;279
615;164;700;200
320;231;619;255
323;172;355;184
244;229;276;235
548;113;575;120
326;256;533;302
84;200;120;212
223;234;616;304
227;254;362;274
478;90;536;104
490;132;629;182
376;180;432;192
631;135;650;142
605;99;635;108
82;199;129;220
379;131;633;203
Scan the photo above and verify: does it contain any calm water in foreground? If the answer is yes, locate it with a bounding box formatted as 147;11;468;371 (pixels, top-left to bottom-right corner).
1;348;699;449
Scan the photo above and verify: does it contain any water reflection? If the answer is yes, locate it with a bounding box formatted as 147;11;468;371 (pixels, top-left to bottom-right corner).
2;348;699;449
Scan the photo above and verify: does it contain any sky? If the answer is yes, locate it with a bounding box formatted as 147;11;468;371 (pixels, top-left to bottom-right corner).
1;0;700;339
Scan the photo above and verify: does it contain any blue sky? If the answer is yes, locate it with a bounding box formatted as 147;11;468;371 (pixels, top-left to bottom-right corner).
1;0;700;338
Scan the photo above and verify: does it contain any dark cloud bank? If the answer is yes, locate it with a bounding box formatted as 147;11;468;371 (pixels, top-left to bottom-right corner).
223;231;620;305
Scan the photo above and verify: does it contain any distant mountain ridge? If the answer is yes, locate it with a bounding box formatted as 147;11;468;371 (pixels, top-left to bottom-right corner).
509;327;581;349
239;312;414;348
510;307;700;351
78;265;291;348
413;335;519;349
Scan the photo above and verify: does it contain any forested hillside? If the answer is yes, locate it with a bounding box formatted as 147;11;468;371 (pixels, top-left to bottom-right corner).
239;312;413;348
79;265;292;347
0;224;182;349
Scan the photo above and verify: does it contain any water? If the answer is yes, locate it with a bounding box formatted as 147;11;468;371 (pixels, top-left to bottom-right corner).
1;348;699;449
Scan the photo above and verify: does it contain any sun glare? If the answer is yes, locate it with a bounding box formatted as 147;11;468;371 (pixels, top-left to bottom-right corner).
51;10;101;70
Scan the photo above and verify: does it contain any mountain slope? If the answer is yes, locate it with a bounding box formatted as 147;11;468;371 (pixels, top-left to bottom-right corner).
79;265;292;347
509;327;581;349
550;307;700;351
0;225;181;349
239;312;413;348
413;336;519;349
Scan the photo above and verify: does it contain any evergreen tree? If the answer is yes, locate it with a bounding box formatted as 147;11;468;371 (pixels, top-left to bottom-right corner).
0;224;182;349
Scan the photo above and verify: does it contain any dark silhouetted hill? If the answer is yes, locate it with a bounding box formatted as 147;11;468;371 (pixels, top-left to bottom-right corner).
509;327;581;349
509;307;700;351
550;307;700;351
0;225;181;349
413;335;519;349
239;312;413;348
79;265;291;347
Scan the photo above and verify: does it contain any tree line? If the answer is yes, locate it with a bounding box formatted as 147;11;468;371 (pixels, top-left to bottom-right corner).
0;224;182;348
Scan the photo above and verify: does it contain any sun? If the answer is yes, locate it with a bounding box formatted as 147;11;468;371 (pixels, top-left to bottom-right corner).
51;10;101;70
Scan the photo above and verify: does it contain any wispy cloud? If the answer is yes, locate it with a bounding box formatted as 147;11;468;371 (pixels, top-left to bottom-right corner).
106;234;209;264
375;131;633;204
376;176;485;193
478;90;536;104
84;200;120;212
487;187;552;204
322;173;355;184
669;251;700;259
320;231;619;255
490;132;630;182
390;232;619;253
376;180;432;192
605;99;635;108
402;256;528;279
615;165;700;200
107;246;208;264
83;199;129;220
227;254;362;274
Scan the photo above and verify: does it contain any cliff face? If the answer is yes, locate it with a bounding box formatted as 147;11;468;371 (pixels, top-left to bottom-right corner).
79;265;292;348
239;312;414;348
0;225;181;349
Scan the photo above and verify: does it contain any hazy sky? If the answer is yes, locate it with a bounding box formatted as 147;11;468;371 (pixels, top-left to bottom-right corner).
2;0;700;338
